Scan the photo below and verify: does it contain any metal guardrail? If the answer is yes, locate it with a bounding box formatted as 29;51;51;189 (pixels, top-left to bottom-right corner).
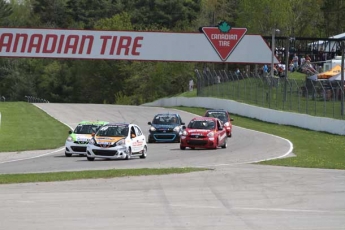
195;69;345;120
24;96;50;103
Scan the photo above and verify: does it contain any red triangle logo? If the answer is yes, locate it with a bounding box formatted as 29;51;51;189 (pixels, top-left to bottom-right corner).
202;27;247;61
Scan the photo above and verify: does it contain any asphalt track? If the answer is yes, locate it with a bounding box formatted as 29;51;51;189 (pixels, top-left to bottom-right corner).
0;104;344;230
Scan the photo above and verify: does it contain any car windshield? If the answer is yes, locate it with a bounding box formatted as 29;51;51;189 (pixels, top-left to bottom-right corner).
188;120;215;130
74;124;102;134
205;111;228;123
96;125;128;137
152;114;179;125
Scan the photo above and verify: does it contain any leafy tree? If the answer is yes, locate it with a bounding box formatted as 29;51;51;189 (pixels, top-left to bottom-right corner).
32;0;70;28
0;0;12;26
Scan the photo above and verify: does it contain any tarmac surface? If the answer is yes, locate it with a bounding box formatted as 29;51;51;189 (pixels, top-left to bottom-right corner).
0;104;344;230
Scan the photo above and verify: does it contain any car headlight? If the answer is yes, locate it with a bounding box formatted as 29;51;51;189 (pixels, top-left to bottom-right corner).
207;132;215;138
224;122;230;127
67;136;73;142
182;130;188;136
88;138;95;145
150;126;156;132
116;139;125;146
173;126;180;132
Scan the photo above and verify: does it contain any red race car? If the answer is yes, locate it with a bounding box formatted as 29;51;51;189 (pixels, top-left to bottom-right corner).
180;117;227;150
204;109;234;137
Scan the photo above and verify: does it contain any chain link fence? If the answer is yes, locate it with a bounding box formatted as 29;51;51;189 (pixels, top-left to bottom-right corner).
195;69;345;120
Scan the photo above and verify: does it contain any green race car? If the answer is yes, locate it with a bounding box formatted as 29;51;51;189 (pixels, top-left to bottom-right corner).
64;120;109;157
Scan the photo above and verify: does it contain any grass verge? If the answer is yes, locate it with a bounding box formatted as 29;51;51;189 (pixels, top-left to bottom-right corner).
0;102;69;152
0;167;210;184
173;106;345;170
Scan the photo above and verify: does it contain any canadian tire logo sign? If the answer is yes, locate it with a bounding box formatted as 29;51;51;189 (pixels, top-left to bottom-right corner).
202;22;247;61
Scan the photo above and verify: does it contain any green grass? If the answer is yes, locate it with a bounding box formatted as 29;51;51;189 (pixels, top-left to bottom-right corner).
0;167;210;184
173;106;345;170
0;102;69;152
197;77;345;119
287;71;306;80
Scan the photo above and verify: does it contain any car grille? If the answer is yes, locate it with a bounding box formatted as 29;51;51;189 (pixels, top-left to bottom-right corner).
71;146;87;152
187;140;208;146
190;134;206;138
92;150;118;156
95;143;116;148
73;141;89;144
156;128;173;133
154;134;176;140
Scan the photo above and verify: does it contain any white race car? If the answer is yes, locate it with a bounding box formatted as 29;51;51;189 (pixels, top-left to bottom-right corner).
86;123;147;161
65;120;108;157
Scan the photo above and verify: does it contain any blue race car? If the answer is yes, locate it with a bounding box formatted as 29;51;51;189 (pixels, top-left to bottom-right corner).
148;113;185;143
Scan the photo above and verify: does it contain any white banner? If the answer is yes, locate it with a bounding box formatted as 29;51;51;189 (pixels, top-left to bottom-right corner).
0;28;278;64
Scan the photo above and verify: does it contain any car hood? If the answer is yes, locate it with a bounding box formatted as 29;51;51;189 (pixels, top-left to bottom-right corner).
186;129;213;134
151;124;179;129
71;134;92;141
94;136;124;143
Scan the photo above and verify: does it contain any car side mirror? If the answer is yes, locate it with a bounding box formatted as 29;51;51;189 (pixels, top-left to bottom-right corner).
68;130;72;134
148;122;152;125
219;126;223;131
182;125;186;129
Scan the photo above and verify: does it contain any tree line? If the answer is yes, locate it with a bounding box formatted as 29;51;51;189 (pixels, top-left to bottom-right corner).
0;0;342;104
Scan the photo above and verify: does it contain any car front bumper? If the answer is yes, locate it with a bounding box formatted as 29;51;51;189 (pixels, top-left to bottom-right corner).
65;141;88;155
148;132;182;142
86;145;128;159
180;136;217;149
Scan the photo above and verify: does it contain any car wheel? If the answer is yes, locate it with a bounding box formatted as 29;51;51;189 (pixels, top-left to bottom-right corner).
87;156;94;161
125;147;132;160
180;145;186;150
221;138;227;149
191;147;195;150
140;145;147;159
65;152;72;157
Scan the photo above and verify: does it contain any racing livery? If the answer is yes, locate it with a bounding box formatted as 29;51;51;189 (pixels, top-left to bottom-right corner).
86;123;147;161
204;109;234;137
148;113;185;143
65;120;108;157
180;117;227;150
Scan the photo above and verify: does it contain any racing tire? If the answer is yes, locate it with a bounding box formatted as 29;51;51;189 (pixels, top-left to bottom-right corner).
140;145;147;159
65;152;72;157
125;147;132;160
87;156;95;161
180;145;186;150
221;138;227;149
191;147;195;150
148;138;154;143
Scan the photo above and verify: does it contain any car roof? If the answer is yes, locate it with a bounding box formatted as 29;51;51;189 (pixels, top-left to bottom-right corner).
206;109;227;113
154;113;179;116
78;120;109;125
105;122;130;126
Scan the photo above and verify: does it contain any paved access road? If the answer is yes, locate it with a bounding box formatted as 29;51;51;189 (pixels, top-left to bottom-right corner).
0;104;344;230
